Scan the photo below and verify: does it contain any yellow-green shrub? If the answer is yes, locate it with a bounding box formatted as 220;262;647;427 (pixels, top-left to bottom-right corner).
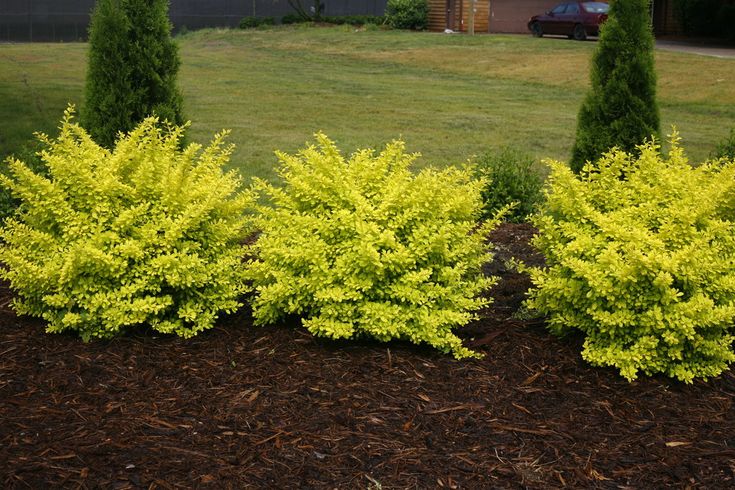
525;137;735;382
0;108;253;340
247;134;498;358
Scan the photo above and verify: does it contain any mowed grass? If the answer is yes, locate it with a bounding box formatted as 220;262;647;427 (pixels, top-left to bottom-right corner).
1;26;734;182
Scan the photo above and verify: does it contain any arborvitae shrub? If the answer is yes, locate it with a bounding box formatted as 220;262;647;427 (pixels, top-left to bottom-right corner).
474;147;545;223
0;108;253;341
525;137;735;382
386;0;429;30
247;134;499;358
570;0;660;173
82;0;185;149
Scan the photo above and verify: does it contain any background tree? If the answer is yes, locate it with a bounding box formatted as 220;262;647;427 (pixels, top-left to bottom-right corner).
385;0;429;30
674;0;735;43
570;0;659;173
82;0;184;148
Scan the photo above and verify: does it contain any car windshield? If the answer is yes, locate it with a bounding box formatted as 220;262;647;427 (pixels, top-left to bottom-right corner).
581;2;609;13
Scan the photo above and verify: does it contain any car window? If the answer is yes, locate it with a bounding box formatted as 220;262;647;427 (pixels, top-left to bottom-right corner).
566;4;580;14
581;2;609;13
551;4;567;14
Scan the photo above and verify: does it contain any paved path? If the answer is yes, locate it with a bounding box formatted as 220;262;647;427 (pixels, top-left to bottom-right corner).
656;40;735;59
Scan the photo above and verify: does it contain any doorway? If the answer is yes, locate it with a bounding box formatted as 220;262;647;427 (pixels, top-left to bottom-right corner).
446;0;457;31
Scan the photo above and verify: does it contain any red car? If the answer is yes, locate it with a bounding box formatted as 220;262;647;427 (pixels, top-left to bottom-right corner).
528;2;609;41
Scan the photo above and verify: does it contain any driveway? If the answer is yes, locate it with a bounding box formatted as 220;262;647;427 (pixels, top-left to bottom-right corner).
656;40;735;59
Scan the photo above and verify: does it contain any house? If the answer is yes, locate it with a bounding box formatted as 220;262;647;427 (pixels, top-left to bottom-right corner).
428;1;682;35
0;0;685;42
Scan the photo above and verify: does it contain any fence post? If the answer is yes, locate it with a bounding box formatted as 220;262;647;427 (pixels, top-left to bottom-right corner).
29;0;33;42
468;0;475;35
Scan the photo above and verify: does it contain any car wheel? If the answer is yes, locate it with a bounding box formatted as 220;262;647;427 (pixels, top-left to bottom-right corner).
531;22;543;38
573;24;587;41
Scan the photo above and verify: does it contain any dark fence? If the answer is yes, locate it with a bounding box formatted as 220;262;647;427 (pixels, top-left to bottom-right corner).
0;0;388;42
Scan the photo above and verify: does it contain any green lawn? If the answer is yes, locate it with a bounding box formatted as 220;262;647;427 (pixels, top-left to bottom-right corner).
1;26;734;182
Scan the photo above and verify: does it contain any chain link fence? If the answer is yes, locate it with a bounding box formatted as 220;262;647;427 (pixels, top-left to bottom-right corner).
0;0;388;42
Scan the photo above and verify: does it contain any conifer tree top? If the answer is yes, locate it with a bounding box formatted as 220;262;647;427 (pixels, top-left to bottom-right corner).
570;0;660;174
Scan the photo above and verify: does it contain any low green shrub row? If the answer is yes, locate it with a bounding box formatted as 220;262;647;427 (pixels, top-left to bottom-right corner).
280;13;305;25
0;111;498;358
239;16;276;29
320;15;385;26
277;14;384;26
3;112;735;382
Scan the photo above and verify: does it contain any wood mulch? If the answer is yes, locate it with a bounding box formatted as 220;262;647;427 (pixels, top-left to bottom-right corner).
1;223;734;489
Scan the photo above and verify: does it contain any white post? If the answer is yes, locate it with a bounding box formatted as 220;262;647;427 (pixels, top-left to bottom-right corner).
468;0;476;35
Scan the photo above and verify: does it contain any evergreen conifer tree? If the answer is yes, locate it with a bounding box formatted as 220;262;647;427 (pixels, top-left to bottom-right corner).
82;0;184;148
570;0;659;173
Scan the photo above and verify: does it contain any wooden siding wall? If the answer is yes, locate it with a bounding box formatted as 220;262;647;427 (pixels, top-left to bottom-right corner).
428;0;489;32
489;0;558;33
463;0;490;32
427;0;448;31
430;0;551;34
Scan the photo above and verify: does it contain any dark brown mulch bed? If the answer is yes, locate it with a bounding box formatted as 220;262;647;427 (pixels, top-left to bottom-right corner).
1;223;734;489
